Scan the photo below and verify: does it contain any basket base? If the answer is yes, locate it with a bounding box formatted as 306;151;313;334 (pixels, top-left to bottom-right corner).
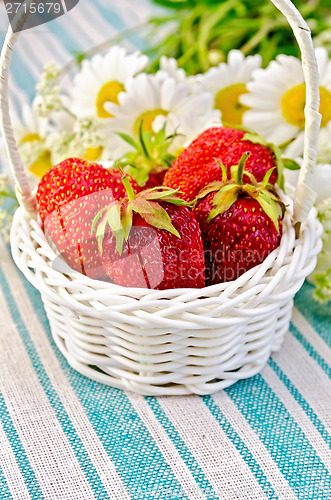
43;294;293;396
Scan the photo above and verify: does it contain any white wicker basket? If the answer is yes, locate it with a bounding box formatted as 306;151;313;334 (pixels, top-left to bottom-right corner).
0;0;324;395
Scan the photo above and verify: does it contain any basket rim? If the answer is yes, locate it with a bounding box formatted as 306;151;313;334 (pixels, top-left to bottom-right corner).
10;188;322;301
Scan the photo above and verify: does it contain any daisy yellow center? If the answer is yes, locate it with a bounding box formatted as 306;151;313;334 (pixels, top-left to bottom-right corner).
281;84;331;128
214;83;249;125
29;150;52;178
134;109;168;134
22;133;40;143
84;146;103;161
96;81;124;118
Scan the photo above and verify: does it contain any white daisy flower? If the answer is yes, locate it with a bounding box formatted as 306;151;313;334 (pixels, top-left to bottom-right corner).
157;56;199;93
104;72;221;158
197;50;262;126
71;46;148;120
242;48;331;158
11;101;52;183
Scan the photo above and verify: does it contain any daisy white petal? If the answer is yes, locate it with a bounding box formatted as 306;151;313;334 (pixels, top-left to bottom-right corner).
71;46;148;120
158;56;200;93
197;49;262;126
243;49;331;155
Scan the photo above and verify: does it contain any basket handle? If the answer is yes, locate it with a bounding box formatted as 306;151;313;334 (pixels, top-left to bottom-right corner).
0;2;37;216
0;0;321;225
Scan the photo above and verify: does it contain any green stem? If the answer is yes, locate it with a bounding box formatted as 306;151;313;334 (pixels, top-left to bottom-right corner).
240;18;278;55
197;0;236;72
119;167;136;202
237;152;250;185
138;121;150;159
62;106;77;120
0;191;17;200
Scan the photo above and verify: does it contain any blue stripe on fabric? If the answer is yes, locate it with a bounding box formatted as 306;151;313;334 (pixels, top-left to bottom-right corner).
15;267;191;500
0;266;111;500
0;464;13;500
295;282;331;350
44;16;85;54
94;0;148;51
290;323;331;380
146;397;218;499
0;466;12;500
202;396;277;500
225;375;331;500
268;358;331;449
8;55;37;101
0;391;43;499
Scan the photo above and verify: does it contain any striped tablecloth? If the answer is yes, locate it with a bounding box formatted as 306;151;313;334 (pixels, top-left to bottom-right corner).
0;1;330;499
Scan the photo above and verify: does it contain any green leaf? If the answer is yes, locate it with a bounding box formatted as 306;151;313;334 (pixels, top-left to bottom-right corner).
243;170;258;185
208;187;240;221
71;50;87;66
195;182;223;200
261;167;276;188
155;124;166;146
106;204;127;255
218;183;240;194
256;196;280;232
107;204;122;233
270;143;285;191
131;199;157;214
142;186;179;200
116;132;139;151
242;132;267;146
138;120;150;159
141;187;190;206
230;164;238;183
243;185;258;198
282;158;301;171
96;215;109;254
91;206;109;236
121;205;133;240
139;202;181;238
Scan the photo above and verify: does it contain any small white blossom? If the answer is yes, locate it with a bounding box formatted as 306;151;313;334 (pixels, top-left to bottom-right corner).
35;62;65;118
18;139;47;168
45;118;106;164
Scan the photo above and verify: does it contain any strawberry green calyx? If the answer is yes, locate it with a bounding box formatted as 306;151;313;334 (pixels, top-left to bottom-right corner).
242;131;301;191
92;174;189;255
196;153;285;232
115;121;176;187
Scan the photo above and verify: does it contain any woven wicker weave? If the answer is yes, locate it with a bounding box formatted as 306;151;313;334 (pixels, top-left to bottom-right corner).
0;0;324;395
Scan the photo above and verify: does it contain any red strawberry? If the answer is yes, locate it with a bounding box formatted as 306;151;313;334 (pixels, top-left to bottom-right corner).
36;158;139;223
193;154;284;285
93;178;205;289
143;170;167;189
163;126;280;202
43;167;139;280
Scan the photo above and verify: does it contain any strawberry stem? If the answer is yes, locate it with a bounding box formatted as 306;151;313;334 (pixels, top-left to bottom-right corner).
117;164;136;202
237;152;250;185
